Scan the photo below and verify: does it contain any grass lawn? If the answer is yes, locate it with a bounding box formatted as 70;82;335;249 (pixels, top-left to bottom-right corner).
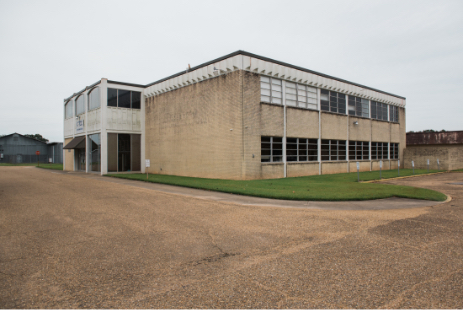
107;169;447;201
36;163;63;170
0;163;63;170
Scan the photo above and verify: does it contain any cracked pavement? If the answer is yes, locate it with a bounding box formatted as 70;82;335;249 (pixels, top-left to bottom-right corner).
0;167;462;308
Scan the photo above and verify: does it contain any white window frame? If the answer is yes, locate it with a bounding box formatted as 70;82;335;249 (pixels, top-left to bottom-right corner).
260;76;282;105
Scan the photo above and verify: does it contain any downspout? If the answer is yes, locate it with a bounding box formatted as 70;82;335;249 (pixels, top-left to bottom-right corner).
282;81;287;178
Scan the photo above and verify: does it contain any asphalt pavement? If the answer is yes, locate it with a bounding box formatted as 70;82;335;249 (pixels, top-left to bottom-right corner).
0;167;462;308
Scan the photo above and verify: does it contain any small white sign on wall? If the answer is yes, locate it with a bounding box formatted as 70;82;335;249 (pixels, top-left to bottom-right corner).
145;159;150;168
427;159;430;165
356;162;360;171
379;160;383;168
412;160;415;167
398;159;400;166
76;120;84;133
437;159;439;164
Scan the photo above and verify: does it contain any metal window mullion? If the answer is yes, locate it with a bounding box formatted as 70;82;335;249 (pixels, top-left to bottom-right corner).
270;137;273;163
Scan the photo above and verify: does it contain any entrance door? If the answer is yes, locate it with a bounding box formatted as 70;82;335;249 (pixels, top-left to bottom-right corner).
78;148;86;171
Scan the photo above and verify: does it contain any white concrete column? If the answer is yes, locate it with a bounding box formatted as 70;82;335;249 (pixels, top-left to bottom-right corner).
100;79;108;175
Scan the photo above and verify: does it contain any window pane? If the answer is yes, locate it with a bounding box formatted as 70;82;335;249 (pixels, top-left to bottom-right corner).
286;82;296;89
272;85;282;92
108;133;118;172
286;99;297;106
75;95;84;115
260;76;270;83
261;95;270;102
118;90;131;108
118;134;131;171
132;91;141;109
65;101;73;119
261;82;270;89
88;87;100;111
131;134;141;171
261;89;270;96
108;88;118;107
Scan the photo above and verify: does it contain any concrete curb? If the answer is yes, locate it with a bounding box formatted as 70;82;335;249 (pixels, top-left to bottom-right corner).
362;171;450;183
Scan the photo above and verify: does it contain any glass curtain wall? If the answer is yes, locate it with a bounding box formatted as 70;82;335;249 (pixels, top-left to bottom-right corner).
88;133;101;172
108;133;141;172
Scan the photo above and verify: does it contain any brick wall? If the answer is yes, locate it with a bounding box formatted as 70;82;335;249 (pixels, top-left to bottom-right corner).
145;70;244;179
63;138;74;171
144;70;407;180
404;144;463;170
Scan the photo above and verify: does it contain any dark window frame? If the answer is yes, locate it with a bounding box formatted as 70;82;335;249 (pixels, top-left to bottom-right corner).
286;138;318;162
348;96;369;118
371;101;389;121
349;141;370;160
390;143;399;159
107;88;142;110
321;139;346;161
321;90;346;114
261;136;283;163
389;105;399;122
371;142;389;160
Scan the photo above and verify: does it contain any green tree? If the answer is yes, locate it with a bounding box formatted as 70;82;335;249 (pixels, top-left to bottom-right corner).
24;134;49;143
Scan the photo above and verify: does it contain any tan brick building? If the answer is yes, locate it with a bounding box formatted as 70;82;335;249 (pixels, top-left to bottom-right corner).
404;131;463;171
64;51;406;179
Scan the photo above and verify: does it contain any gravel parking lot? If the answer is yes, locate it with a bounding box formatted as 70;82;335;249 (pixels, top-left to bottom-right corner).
1;167;462;308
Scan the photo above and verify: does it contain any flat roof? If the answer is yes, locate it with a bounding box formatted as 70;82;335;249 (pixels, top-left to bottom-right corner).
65;50;406;101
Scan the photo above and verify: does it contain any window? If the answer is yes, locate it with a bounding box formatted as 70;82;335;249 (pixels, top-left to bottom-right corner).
389;105;399;122
349;141;370;160
285;82;317;109
286;138;318;162
108;133;141;172
261;136;283;162
260;76;282;105
348;96;369;118
390;143;399;159
321;140;346;161
88;87;100;111
65;100;73;119
371;101;388;121
107;88;142;109
371;142;388;160
320;90;346;114
75;95;85;116
88;133;101;172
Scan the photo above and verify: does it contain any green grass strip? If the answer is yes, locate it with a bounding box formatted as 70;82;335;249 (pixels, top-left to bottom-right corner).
0;163;63;170
107;169;447;202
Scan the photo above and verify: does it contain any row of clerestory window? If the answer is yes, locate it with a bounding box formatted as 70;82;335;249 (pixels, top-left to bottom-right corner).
260;76;400;123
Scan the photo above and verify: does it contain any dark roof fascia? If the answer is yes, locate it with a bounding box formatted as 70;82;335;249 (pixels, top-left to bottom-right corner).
64;80;101;102
145;50;406;100
107;80;146;88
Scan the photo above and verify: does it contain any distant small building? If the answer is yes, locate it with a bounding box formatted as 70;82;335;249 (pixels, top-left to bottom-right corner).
0;133;63;164
404;131;463;170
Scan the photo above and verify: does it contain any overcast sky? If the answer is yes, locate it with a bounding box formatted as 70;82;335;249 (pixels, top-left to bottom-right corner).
0;0;462;142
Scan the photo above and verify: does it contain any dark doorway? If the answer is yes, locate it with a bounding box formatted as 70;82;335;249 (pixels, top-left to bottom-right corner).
118;134;131;172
